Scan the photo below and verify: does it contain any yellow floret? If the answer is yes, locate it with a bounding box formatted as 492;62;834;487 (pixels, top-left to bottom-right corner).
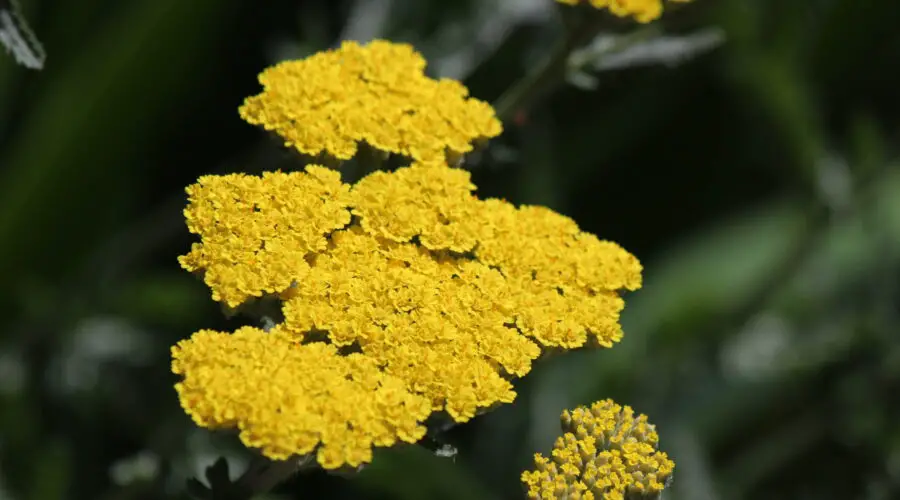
171;326;430;468
238;40;502;163
521;399;674;499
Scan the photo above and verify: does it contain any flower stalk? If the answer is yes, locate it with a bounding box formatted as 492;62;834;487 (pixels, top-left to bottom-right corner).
493;11;606;122
187;455;309;500
233;456;310;498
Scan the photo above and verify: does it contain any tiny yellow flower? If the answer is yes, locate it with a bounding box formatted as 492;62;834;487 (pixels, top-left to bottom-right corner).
521;399;674;499
238;40;502;163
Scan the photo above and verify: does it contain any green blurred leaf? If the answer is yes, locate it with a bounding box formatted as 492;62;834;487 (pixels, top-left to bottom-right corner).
357;445;497;500
27;441;70;500
112;272;211;329
0;0;241;305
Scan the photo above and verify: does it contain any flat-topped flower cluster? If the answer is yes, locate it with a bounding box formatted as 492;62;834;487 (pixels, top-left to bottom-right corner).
173;32;674;498
175;160;641;468
238;40;501;163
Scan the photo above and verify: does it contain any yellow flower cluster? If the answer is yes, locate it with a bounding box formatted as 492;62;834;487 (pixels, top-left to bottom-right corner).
556;0;692;23
238;40;502;162
178;166;351;307
172;327;430;468
176;161;642;468
521;399;674;500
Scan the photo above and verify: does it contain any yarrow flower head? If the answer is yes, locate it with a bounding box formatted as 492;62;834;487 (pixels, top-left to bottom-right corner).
556;0;693;23
175;161;642;469
238;40;502;162
521;399;674;500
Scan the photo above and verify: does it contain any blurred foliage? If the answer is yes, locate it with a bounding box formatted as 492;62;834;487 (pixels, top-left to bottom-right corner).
1;0;899;499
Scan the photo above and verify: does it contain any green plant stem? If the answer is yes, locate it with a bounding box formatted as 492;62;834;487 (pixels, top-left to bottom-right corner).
492;13;665;124
492;14;605;122
232;456;307;499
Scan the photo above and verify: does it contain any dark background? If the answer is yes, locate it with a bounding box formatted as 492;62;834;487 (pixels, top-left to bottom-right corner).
1;0;899;499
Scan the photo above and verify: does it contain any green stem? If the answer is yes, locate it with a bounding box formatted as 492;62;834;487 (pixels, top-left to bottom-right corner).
231;455;309;499
492;13;664;124
492;14;605;122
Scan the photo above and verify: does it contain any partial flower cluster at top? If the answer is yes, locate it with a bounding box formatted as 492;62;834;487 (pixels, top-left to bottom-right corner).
556;0;693;23
175;160;642;469
521;400;674;499
238;40;502;163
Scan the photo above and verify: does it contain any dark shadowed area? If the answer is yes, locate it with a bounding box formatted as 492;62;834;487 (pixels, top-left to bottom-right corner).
1;0;899;499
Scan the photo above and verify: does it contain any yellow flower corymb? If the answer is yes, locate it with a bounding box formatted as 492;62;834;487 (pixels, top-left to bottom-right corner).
172;326;431;468
178;165;352;308
347;164;641;350
238;40;502;162
350;161;487;252
521;399;674;500
557;0;692;23
280;225;539;421
176;161;643;468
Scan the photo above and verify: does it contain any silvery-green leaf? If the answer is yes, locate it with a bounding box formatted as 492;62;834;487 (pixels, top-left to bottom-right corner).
0;0;45;69
565;68;599;91
569;27;725;74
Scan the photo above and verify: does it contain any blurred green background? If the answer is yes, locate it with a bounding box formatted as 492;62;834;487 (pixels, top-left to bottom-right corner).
1;0;899;499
